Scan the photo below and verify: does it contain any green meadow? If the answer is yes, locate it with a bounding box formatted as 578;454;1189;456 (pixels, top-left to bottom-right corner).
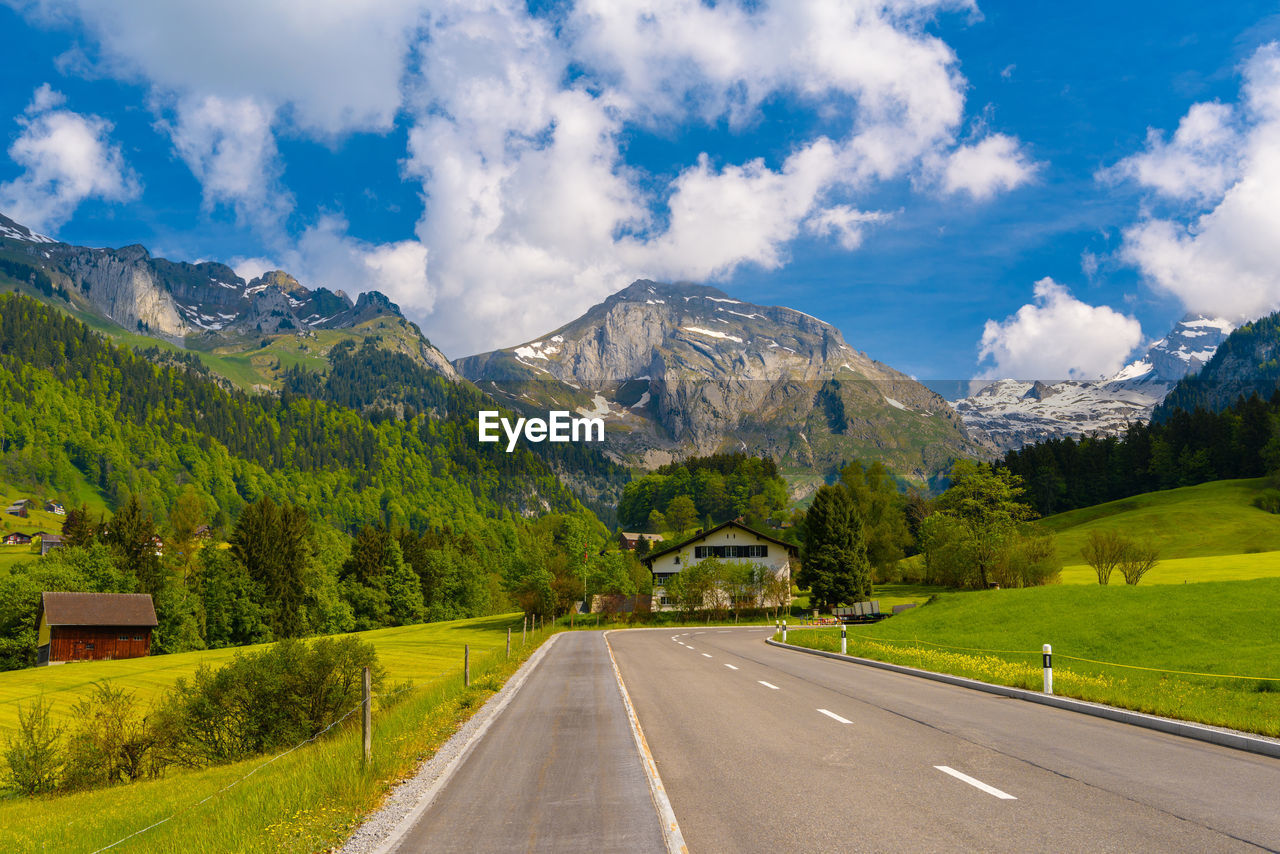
0;615;552;853
785;579;1280;736
0;614;527;736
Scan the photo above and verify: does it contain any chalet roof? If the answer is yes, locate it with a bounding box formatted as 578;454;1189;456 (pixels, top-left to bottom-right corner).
620;532;664;541
40;592;158;627
642;520;798;566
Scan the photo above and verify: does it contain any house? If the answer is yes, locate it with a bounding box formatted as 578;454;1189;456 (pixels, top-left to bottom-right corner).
44;501;65;516
2;532;32;546
194;524;212;540
5;499;31;518
36;592;158;666
40;533;64;556
618;532;664;551
642;520;798;611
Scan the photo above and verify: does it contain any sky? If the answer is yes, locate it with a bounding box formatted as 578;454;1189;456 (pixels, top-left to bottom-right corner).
2;1;1280;385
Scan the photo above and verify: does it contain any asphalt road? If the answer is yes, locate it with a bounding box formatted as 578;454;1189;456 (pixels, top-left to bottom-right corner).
386;631;666;853
609;627;1280;853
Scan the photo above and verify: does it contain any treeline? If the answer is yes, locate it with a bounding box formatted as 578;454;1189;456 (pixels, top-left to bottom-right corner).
617;453;788;532
280;337;629;521
0;294;583;530
0;258;57;299
0;490;604;670
1001;392;1278;517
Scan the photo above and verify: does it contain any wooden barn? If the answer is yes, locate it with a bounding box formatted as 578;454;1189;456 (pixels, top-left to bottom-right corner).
36;592;158;666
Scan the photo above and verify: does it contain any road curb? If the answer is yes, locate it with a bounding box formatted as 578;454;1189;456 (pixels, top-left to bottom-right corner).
604;630;689;854
766;637;1280;761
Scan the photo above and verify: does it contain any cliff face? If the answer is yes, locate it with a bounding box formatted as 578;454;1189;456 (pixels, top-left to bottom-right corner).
458;280;991;488
0;212;459;382
1154;311;1280;421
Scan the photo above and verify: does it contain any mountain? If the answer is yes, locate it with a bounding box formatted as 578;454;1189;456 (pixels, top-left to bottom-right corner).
1154;310;1280;420
956;314;1234;452
456;280;991;491
0;212;458;386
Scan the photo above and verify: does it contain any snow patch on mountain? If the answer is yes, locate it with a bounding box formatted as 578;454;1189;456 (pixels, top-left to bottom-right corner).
958;313;1235;451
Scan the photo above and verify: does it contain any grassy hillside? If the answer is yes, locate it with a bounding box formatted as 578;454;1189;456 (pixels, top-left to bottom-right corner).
0;613;525;736
785;579;1280;736
1038;478;1280;561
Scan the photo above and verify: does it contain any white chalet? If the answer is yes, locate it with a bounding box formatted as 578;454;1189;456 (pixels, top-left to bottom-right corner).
641;520;797;611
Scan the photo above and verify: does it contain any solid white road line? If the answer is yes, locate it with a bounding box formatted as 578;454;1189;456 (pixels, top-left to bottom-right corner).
817;709;852;725
758;681;780;690
934;766;1017;800
725;664;739;670
701;653;712;658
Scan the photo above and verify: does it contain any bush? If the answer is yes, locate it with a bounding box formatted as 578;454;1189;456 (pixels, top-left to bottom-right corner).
1252;489;1280;514
61;683;162;791
3;697;62;795
156;636;384;767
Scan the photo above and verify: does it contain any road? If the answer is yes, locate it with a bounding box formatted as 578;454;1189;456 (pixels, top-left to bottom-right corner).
385;631;667;853
609;627;1280;853
384;627;1280;853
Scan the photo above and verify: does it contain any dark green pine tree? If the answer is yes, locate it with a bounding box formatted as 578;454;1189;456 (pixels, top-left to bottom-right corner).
798;485;871;609
229;497;311;639
103;495;162;594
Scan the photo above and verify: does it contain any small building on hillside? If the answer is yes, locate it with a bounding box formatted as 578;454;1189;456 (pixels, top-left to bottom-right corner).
194;524;212;540
3;532;32;546
44;501;65;515
36;592;158;666
40;533;64;556
618;532;664;551
642;520;797;611
5;499;31;518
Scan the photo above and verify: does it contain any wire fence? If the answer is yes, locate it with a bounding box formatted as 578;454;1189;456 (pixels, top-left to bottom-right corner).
88;682;417;854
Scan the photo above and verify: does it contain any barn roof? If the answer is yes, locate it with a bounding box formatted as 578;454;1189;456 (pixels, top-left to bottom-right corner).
40;592;158;627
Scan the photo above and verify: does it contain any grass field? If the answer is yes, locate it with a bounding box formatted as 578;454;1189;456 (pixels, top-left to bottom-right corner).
784;579;1280;736
0;614;527;737
1038;478;1280;561
0;615;552;853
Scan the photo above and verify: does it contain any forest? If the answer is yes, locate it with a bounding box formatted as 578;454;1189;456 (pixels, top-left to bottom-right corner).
1000;392;1279;517
616;453;789;533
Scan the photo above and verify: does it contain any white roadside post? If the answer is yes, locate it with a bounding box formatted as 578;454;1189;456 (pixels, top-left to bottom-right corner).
1043;643;1053;695
782;620;787;643
841;623;847;656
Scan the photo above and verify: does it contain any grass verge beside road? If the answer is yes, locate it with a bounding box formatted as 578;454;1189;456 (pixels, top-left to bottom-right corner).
782;580;1280;737
0;616;554;853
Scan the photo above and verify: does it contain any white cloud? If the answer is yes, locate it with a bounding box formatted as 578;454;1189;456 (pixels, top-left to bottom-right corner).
13;0;1038;356
399;0;1035;355
804;206;892;251
977;278;1143;380
165;95;290;228
230;256;277;283
1107;101;1241;203
1114;42;1280;321
0;85;139;231
287;215;433;314
941;133;1037;200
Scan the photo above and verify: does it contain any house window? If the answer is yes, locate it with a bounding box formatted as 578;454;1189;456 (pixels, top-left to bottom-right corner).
694;545;768;559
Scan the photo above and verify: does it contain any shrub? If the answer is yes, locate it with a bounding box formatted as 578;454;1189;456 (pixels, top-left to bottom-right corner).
3;697;62;795
61;683;162;791
156;636;384;767
1252;489;1280;514
1119;540;1160;586
1082;529;1125;585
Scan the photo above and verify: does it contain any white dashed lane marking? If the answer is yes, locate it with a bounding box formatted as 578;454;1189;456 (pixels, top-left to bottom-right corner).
817;709;852;725
934;766;1017;800
758;681;780;690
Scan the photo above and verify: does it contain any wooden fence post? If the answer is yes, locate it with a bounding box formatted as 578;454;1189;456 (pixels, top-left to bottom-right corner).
362;666;371;766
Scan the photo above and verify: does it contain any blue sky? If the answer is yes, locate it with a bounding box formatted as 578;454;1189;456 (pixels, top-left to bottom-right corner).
2;1;1280;385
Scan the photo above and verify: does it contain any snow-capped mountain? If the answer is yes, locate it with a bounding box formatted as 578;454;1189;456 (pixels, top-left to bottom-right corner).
957;314;1235;451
